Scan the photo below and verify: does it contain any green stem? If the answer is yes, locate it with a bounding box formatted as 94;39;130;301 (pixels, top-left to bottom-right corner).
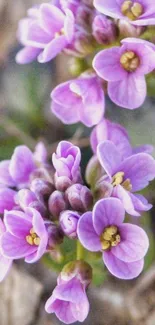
76;240;85;260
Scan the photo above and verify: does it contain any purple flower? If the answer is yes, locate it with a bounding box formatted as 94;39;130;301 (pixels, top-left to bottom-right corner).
45;260;91;324
0;219;12;282
52;141;81;190
93;38;155;109
91;118;154;157
51;73;105;127
94;0;155;26
97;140;155;216
1;208;48;263
78;197;149;279
16;3;75;64
60;210;80;238
92;14;117;45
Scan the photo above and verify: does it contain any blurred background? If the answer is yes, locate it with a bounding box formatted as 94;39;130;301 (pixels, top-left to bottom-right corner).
0;0;155;324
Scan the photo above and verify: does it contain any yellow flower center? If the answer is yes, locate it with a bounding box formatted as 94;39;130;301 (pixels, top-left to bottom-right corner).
100;226;121;251
112;171;132;191
121;1;143;20
120;51;140;72
26;228;40;246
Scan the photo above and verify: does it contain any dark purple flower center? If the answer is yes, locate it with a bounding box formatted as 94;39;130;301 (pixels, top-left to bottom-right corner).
100;226;121;250
120;51;140;72
121;1;143;20
26;227;40;246
112;171;132;191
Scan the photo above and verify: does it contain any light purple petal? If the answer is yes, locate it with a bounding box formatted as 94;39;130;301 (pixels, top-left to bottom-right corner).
9;146;35;184
108;74;146;109
0;255;12;282
52;101;79;124
97;140;122;177
26;20;52;47
38;35;67;63
16;47;41;64
112;223;149;262
93;47;127;81
0;232;36;259
129;193;152;214
103;252;144;279
94;0;122;19
46;298;76;324
93;197;125;235
0;188;16;213
132;144;154;155
64;9;75;42
4;210;31;238
119;153;155;191
40;3;65;35
112;185;140;217
77;212;101;252
0;160;15;187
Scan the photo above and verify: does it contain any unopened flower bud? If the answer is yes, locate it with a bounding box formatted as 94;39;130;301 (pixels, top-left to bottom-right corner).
93;15;117;44
45;221;64;249
34;142;47;164
30;178;54;200
66;184;93;212
28;200;47;217
60;210;80;239
118;19;145;37
48;190;68;218
54;174;72;192
85;155;103;186
61;260;92;287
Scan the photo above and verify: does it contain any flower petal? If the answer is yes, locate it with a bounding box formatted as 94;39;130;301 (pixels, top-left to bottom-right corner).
4;210;31;238
38;36;67;63
0;188;16;213
9;146;35;184
93;47;127;81
16;47;41;64
0;232;36;259
77;212;101;252
108;74;147;109
93;197;125;235
103;252;144;279
119;153;155;191
0;255;12;282
97;140;122;177
112;185;140;217
94;0;122;19
112;223;149;262
0;160;15;187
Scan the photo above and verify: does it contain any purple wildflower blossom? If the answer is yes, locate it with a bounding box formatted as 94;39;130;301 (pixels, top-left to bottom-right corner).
52;141;82;190
1;208;48;263
0;219;12;282
51;73;105;127
93;38;155;109
45;265;90;324
91;118;154;157
78;198;149;279
94;0;155;26
16;3;75;64
97;140;155;216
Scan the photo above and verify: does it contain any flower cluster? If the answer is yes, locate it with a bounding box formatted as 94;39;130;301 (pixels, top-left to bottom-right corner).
1;0;155;324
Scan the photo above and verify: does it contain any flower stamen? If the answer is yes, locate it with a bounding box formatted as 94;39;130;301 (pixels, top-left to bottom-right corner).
112;171;132;191
100;226;121;251
26;228;40;246
121;1;143;20
120;51;140;72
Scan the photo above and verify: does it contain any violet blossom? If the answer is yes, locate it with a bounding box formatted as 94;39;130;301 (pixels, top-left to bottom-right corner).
97;140;155;216
94;0;155;26
52;141;82;190
93;38;155;109
51;72;105;127
90;118;154;158
16;2;75;64
78;197;149;279
45;260;91;323
1;208;48;263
